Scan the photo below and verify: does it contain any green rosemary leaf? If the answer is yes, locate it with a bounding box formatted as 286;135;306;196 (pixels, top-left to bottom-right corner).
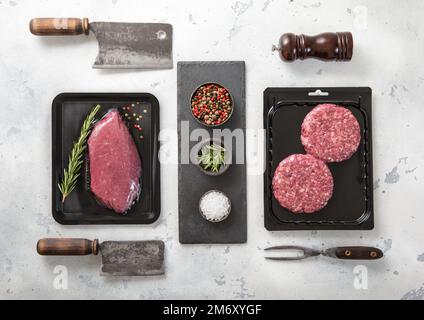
198;143;226;173
58;104;101;203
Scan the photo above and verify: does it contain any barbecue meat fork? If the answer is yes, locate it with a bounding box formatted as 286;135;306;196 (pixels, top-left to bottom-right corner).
265;245;383;261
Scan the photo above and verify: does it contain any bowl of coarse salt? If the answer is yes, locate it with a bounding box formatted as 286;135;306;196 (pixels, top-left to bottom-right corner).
199;190;231;223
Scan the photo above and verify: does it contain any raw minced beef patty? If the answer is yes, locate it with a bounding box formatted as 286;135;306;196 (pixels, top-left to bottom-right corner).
272;154;334;213
301;104;361;162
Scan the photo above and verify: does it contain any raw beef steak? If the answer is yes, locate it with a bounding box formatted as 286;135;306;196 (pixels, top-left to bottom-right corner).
88;109;141;214
272;154;333;213
301;104;361;162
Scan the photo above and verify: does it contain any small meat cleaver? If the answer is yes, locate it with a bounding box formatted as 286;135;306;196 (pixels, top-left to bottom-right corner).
37;238;165;276
29;18;173;69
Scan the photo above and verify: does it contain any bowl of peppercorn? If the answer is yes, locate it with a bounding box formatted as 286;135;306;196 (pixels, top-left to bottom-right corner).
190;82;233;127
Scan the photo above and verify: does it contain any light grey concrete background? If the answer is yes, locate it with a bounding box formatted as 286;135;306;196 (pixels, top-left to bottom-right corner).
0;0;423;300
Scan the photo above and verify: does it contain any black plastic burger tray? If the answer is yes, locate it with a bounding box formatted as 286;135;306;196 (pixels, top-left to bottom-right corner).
264;87;373;230
177;61;247;243
52;93;160;225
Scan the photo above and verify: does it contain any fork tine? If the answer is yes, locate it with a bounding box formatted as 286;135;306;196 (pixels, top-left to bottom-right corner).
265;256;309;261
264;245;320;260
265;245;309;251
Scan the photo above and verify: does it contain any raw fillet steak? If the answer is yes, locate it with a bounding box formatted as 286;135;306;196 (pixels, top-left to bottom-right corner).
272;154;333;213
301;104;361;162
88;109;141;214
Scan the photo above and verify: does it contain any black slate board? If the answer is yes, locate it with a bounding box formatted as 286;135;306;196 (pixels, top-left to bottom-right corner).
264;87;373;230
52;93;160;225
178;61;247;243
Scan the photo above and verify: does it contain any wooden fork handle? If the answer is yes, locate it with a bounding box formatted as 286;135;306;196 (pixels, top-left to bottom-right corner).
326;246;383;260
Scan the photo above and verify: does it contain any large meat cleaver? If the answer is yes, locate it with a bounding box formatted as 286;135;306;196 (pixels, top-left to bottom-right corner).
37;238;165;276
29;18;173;69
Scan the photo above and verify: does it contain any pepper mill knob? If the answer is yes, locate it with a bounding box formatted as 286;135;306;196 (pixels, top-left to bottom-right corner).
273;32;353;62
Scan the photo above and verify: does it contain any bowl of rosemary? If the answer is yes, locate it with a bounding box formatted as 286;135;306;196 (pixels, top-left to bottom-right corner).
195;139;230;176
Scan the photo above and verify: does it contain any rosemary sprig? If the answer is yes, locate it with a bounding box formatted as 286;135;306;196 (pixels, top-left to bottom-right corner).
198;143;226;172
58;104;101;203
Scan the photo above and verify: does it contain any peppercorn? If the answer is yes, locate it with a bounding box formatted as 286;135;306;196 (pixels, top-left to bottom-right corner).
191;83;232;126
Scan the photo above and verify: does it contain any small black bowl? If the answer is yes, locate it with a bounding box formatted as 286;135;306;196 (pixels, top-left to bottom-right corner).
190;82;234;127
194;138;231;176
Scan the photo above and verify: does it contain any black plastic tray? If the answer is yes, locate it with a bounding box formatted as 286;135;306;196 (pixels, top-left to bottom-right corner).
264;87;373;230
52;93;160;225
177;61;247;243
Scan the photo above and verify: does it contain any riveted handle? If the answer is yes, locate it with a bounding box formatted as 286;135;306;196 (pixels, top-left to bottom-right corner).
274;32;353;62
330;246;383;260
37;238;99;256
30;18;89;35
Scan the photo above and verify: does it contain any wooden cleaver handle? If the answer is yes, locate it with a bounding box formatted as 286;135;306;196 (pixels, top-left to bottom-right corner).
30;18;89;35
37;238;99;256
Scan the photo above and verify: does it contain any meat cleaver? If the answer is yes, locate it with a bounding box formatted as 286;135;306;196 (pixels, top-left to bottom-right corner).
37;238;165;276
29;18;173;69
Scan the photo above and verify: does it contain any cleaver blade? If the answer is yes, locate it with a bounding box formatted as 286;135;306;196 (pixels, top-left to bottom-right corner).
29;18;173;69
90;22;173;69
100;240;165;276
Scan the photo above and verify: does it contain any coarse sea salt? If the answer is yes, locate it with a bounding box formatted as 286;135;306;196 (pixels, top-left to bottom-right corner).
199;190;231;222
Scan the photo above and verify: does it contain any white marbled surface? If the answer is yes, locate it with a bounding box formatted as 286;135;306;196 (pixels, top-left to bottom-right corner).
0;0;424;300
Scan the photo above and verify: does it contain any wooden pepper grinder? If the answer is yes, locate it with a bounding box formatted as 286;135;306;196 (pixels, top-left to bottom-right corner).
273;32;353;62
